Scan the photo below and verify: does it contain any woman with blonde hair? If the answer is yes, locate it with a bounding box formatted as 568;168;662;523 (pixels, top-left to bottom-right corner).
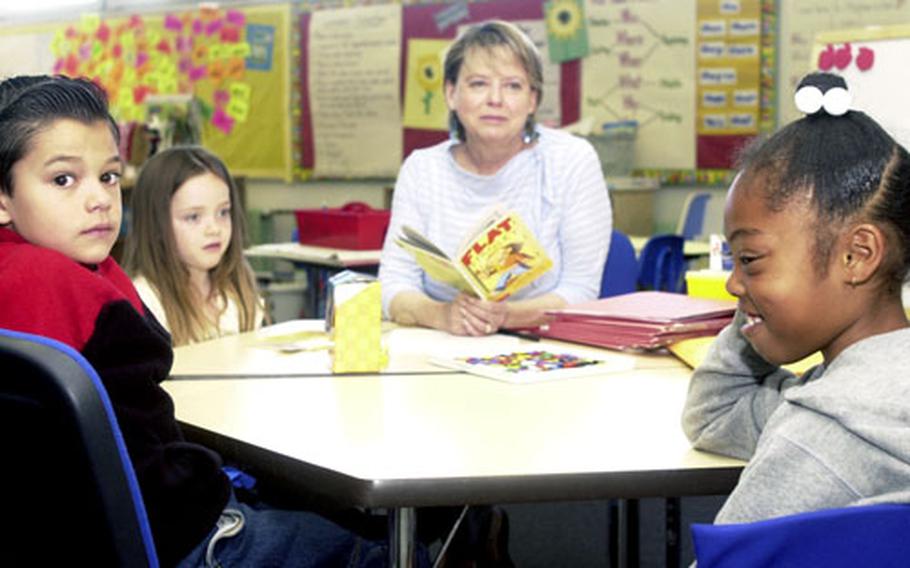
380;20;611;336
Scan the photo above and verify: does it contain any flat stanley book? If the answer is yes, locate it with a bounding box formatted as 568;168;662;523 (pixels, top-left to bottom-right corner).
395;208;553;301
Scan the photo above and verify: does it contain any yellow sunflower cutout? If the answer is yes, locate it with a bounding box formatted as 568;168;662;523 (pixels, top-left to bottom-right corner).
416;53;442;115
403;38;449;130
547;0;582;40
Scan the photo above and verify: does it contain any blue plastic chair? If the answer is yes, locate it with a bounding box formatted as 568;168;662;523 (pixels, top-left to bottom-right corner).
637;234;686;293
692;503;910;568
0;328;159;567
600;229;638;297
676;191;712;240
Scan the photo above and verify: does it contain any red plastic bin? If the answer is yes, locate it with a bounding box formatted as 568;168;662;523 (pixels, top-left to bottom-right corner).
294;202;391;250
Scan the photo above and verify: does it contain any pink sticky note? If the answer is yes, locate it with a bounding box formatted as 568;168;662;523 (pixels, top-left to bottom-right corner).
226;10;245;27
164;14;183;32
220;26;240;43
176;35;192;53
189;65;207;82
96;23;110;43
213;89;230;107
135;51;149;68
212;108;234;134
205;19;223;36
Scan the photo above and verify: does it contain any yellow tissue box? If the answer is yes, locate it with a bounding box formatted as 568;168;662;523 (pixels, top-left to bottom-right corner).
326;272;388;374
686;270;735;301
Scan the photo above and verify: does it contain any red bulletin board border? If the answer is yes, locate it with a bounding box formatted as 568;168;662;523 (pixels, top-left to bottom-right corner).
298;0;581;172
696;134;753;170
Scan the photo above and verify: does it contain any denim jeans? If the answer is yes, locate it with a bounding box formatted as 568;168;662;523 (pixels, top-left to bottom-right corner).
176;493;426;568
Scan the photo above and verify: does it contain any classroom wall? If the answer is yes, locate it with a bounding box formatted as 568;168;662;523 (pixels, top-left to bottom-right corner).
652;185;727;237
244;179;390;241
244;179;729;242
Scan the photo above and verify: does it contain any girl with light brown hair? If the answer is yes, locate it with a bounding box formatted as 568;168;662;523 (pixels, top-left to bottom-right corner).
124;146;264;345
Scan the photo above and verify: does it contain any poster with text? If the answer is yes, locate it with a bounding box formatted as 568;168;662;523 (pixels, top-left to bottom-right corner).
695;0;760;168
308;3;402;178
581;0;696;170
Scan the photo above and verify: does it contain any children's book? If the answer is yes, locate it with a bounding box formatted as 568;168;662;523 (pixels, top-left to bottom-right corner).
395;208;552;301
429;344;636;384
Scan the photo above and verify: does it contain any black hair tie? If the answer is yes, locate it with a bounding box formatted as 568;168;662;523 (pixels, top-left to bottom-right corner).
794;72;851;117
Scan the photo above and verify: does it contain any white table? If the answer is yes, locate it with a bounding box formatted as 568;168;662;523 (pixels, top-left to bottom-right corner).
245;243;382;317
245;242;382;268
169;319;679;379
164;324;743;566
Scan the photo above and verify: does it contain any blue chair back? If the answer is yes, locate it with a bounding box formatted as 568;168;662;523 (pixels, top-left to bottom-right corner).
600;230;638;298
692;503;910;568
637;234;686;293
677;192;712;240
0;328;159;567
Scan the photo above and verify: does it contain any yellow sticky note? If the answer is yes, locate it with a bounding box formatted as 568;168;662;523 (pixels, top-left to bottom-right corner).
209;44;224;60
233;42;252;58
52;30;67;57
225;97;249;122
229;82;251;102
80;14;101;34
158;73;178;94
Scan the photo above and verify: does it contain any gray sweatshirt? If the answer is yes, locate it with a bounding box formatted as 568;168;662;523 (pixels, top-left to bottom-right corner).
682;311;910;524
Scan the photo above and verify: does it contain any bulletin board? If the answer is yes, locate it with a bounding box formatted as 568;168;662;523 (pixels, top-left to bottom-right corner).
0;0;811;184
810;25;910;152
296;0;582;178
49;3;292;180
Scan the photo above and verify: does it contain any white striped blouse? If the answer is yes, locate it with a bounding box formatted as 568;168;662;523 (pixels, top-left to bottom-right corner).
379;126;612;317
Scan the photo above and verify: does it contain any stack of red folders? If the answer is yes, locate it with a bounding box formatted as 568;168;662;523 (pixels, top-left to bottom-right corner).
537;291;736;351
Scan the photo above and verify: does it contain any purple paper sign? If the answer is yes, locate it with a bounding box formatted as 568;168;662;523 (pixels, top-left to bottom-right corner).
226;10;246;27
164;14;183;32
212;108;235;134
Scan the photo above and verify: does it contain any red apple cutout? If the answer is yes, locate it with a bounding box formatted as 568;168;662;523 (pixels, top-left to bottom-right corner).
818;44;835;71
833;43;853;70
856;47;875;71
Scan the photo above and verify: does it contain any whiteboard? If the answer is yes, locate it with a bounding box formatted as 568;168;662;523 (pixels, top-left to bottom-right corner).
811;26;910;152
780;1;910;127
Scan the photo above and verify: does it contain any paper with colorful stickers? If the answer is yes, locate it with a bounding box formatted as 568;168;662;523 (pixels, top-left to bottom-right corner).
430;345;635;384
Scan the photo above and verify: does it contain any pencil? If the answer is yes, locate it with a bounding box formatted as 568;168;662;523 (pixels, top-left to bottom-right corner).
497;328;541;342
